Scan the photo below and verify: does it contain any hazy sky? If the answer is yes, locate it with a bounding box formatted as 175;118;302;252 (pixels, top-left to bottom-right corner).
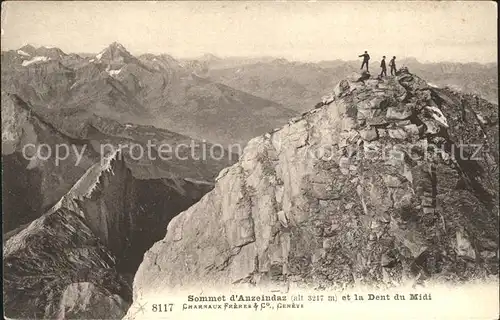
1;1;497;63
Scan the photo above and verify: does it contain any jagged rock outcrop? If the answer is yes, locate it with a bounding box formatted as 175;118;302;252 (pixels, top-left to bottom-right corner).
3;199;131;318
127;69;498;316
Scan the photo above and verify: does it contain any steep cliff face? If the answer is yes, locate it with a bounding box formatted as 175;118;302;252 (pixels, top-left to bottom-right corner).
47;150;214;274
3;149;213;318
128;69;498;311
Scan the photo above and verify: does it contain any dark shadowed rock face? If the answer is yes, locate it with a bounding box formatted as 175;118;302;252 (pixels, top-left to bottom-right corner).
127;69;498;315
48;153;213;274
1;92;98;234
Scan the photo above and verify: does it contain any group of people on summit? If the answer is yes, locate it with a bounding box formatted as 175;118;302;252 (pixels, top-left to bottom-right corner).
358;51;397;77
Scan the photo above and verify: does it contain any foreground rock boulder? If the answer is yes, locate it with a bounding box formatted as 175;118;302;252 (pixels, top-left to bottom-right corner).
3;201;131;318
57;282;129;319
128;69;498;314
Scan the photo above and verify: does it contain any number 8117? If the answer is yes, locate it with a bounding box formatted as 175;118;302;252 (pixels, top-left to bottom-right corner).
152;303;174;312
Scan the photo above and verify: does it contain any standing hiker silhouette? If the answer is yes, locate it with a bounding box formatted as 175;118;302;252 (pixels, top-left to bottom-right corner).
380;56;387;77
389;56;397;75
359;51;370;72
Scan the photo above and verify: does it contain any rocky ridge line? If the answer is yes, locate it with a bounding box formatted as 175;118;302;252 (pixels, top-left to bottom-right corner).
3;148;214;318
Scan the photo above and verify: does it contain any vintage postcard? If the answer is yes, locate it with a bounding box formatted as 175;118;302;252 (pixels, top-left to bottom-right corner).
1;1;498;319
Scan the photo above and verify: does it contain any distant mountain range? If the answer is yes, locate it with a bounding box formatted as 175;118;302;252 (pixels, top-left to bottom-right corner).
205;56;497;112
34;46;496;116
2;43;297;146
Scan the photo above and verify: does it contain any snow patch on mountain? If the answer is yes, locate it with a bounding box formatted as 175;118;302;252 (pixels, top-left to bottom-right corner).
17;50;30;57
21;56;49;66
107;68;122;77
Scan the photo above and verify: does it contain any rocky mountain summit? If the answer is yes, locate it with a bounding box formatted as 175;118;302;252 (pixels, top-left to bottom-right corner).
127;68;498;316
92;42;139;66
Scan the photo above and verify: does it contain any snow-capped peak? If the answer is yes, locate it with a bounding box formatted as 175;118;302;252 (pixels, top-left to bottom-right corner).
112;42;124;48
94;42;132;62
19;44;36;51
95;51;104;60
